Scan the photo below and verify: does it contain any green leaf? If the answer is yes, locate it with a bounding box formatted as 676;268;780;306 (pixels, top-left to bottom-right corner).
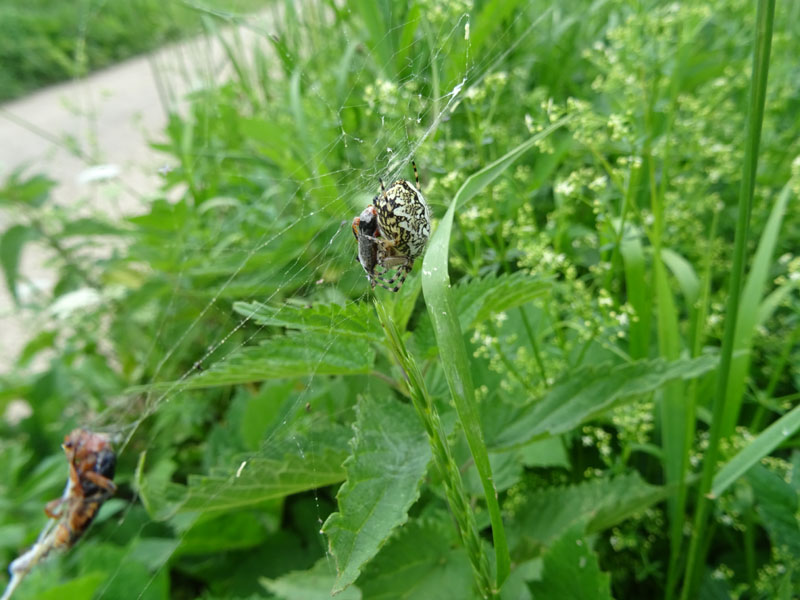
139;333;375;391
527;522;613;600
711;401;800;498
512;472;664;551
621;236;651;358
455;271;551;331
232;300;382;341
323;396;431;593
178;427;350;514
516;437;570;470
471;0;532;56
60;217;125;237
722;182;792;435
359;518;475;600
494;355;718;449
661;247;700;304
0;224;34;303
27;573;107;600
176;512;271;556
421;119;572;588
80;543;169;600
747;464;800;557
261;558;362;600
0;172;54;208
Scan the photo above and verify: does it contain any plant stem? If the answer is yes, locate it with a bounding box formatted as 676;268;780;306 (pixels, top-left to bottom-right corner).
681;2;775;597
375;301;495;598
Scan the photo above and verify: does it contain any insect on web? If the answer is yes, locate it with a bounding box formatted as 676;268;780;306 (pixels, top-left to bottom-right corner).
2;3;550;598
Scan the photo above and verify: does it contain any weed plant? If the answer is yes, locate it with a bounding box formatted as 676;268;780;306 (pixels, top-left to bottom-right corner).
1;1;798;599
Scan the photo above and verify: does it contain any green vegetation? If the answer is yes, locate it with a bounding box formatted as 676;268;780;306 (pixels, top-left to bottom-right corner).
0;0;267;102
1;0;799;599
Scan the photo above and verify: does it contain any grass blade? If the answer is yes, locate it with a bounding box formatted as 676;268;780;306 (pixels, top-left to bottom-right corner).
375;301;493;597
682;2;776;597
421;117;571;590
711;402;800;499
721;183;792;435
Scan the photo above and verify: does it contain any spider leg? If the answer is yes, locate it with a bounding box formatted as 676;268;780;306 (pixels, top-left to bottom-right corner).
373;265;409;292
412;160;420;189
379;178;385;193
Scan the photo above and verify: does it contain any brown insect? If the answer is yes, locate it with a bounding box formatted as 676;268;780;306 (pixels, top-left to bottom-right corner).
44;428;117;550
4;429;118;599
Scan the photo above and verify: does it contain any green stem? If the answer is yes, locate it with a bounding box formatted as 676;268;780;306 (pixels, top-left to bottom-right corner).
375;301;495;598
666;206;720;599
681;2;775;597
519;307;548;386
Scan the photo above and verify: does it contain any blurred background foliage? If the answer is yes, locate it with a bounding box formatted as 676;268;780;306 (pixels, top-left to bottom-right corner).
0;0;799;599
0;0;268;101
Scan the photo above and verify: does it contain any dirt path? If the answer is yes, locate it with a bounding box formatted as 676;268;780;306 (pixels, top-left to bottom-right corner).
0;16;275;370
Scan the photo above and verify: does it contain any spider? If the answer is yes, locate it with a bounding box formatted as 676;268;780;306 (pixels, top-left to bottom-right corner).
352;204;403;291
356;161;431;292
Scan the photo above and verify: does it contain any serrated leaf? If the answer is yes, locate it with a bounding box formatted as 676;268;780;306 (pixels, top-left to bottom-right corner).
180;427;350;513
1;224;34;303
416;273;551;352
232;300;382;341
513;473;664;552
494;355;718;449
261;559;362;600
323;396;431;593
455;271;551;330
138;333;375;391
359;518;476;600
527;522;613;600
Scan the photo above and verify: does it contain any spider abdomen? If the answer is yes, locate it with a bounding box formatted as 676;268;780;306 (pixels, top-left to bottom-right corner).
374;179;431;262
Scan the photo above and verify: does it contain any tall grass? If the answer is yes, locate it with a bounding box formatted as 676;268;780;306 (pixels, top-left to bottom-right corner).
682;2;777;596
1;1;798;598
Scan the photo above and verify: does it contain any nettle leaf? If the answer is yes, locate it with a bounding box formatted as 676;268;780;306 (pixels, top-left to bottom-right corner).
455;271;552;330
179;426;351;513
512;472;664;552
416;272;551;352
747;464;800;557
232;300;382;341
359;518;475;600
323;396;432;594
140;333;375;391
527;522;613;600
261;558;362;600
494;354;718;449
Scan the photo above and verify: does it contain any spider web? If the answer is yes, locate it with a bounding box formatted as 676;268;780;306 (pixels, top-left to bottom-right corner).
3;2;551;598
